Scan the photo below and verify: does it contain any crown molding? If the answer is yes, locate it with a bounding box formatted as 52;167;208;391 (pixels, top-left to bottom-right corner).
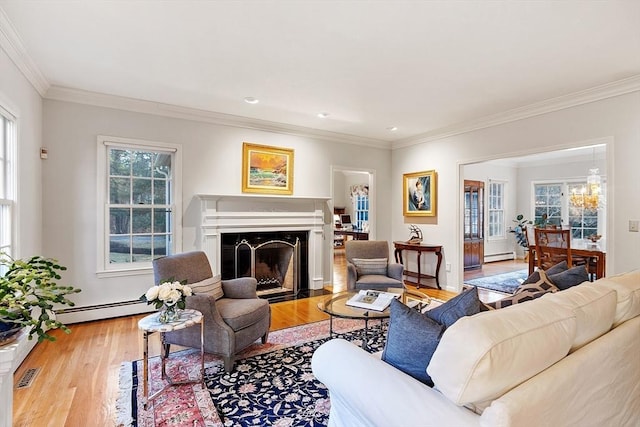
44;86;391;149
0;7;49;96
392;74;640;150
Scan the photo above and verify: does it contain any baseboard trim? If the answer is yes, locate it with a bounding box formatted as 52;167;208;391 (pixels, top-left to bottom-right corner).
55;300;154;324
484;252;515;263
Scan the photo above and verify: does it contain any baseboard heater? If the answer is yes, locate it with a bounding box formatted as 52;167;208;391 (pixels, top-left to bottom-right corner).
54;299;154;324
484;251;515;263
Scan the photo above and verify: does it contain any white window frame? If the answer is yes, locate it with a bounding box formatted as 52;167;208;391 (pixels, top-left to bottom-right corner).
0;105;16;262
96;136;182;277
487;179;506;240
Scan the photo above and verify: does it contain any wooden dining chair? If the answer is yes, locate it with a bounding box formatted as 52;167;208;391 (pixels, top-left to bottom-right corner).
534;227;572;270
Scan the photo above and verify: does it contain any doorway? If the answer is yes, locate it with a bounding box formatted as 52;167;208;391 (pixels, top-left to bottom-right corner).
331;166;375;290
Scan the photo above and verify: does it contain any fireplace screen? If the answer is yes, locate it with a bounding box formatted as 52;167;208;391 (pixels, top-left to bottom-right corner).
234;238;299;297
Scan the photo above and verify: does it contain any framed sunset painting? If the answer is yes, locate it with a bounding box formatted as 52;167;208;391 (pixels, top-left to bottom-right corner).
242;142;294;195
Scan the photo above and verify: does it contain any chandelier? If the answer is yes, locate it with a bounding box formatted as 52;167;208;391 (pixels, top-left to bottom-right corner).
570;167;601;209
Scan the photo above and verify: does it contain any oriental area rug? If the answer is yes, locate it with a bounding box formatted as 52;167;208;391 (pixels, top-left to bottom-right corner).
464;269;528;294
117;319;386;427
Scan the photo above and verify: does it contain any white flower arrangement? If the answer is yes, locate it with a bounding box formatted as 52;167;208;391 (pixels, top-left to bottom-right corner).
141;280;193;310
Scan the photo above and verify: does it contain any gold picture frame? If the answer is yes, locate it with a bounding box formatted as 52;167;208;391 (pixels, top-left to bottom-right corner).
403;170;437;217
242;142;294;195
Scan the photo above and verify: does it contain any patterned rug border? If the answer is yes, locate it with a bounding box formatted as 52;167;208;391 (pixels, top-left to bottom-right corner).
116;317;371;426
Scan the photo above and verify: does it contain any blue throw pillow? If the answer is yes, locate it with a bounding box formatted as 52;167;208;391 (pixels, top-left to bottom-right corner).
425;286;483;328
522;261;568;285
382;299;445;387
547;265;590;290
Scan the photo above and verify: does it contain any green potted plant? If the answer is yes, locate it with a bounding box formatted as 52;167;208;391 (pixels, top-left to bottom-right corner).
0;253;81;344
511;214;532;248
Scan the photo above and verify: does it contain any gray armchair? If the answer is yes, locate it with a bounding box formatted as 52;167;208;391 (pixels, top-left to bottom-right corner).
345;240;404;291
152;251;270;372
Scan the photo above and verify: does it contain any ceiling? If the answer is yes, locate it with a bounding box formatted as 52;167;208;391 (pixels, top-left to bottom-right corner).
1;1;639;148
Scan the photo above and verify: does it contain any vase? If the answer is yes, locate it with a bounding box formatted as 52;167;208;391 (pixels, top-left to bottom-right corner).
0;321;22;347
158;304;180;323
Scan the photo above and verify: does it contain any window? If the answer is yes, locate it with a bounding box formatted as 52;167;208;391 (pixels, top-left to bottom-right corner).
97;136;181;275
534;183;563;226
0;107;16;263
567;182;599;239
487;180;505;239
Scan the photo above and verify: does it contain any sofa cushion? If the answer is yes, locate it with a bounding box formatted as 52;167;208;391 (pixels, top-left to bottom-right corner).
541;282;616;351
352;258;388;276
546;265;589;290
381;299;445;386
426;286;483;328
190;274;224;300
428;296;576;406
596;270;640;327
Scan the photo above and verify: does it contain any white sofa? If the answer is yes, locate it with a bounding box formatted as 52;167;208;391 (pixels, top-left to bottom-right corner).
312;271;640;427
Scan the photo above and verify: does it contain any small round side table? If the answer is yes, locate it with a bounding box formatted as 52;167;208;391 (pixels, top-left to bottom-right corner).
138;308;204;409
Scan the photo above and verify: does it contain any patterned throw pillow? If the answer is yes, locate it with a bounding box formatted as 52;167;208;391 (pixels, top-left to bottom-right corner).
522;261;568;285
486;271;558;309
514;270;559;295
189;274;224;300
352;258;388;276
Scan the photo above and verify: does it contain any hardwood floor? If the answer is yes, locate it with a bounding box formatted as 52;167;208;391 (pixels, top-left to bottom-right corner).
12;252;514;426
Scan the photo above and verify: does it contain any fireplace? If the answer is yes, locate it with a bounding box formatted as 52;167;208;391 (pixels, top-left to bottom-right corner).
221;231;308;299
196;194;330;295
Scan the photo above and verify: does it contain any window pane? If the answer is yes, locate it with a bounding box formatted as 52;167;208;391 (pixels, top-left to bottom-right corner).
110;235;131;263
132;235;152;262
153;180;167;204
110;177;130;204
110;208;130;234
153;208;170;233
153;235;169;257
132;208;152;233
132;178;152;204
110;149;130;176
132;151;152;177
153;153;172;178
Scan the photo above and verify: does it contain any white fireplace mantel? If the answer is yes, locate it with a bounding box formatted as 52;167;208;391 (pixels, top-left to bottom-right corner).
195;194;331;290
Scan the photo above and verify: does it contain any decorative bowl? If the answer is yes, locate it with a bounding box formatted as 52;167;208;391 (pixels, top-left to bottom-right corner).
588;234;602;242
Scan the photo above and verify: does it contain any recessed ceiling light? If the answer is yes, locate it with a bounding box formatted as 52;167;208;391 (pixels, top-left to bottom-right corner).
387;126;398;132
317;112;330;119
244;97;259;104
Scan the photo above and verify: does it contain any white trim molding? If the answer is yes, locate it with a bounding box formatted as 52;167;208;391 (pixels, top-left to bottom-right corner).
392;74;640;149
0;7;49;96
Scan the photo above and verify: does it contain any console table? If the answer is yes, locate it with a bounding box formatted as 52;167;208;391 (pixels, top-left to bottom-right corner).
393;241;443;289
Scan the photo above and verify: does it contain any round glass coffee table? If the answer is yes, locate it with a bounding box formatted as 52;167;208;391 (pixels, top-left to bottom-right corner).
317;288;431;349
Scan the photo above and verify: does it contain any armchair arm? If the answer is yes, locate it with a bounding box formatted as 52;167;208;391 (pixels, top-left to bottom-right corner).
222;277;258;299
346;262;358;291
387;263;404;281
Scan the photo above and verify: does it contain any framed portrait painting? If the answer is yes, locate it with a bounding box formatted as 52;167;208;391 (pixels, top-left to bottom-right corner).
403;170;437;217
242;142;294;195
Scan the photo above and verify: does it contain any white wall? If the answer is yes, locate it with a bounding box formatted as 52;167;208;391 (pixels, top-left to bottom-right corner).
41;100;392;319
393;91;640;292
0;48;43;258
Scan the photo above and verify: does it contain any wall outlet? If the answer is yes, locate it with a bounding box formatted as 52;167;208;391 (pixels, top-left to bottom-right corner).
630;220;639;232
445;262;451;272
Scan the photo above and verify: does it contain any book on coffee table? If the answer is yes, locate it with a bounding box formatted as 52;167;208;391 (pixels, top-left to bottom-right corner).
346;290;401;311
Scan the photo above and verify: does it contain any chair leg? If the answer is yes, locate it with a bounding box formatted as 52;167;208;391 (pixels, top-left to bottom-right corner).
261;330;269;344
223;355;235;373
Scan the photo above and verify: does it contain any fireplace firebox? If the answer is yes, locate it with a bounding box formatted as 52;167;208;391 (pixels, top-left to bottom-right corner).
221;231;309;300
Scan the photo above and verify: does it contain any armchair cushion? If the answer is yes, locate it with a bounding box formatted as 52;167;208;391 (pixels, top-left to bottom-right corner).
190;274;224;300
216;298;271;331
222;277;259;299
352;257;388;276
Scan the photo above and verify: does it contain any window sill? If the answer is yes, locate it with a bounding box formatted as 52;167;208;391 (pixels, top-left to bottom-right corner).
96;266;152;279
